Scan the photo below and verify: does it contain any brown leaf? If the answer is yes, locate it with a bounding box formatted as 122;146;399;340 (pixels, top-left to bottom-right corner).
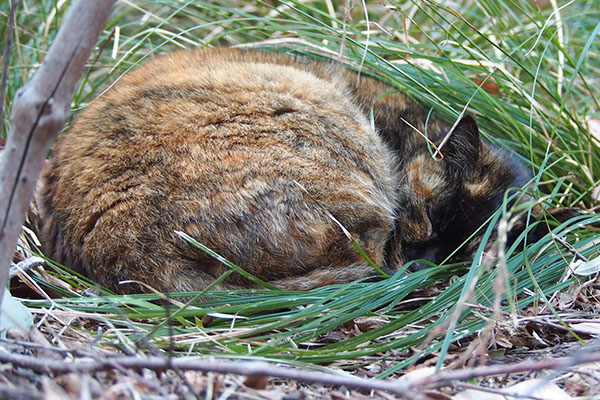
201;314;214;327
319;327;349;343
472;77;501;97
529;0;551;9
569;321;600;336
493;332;513;349
42;376;72;400
244;374;269;390
354;316;389;332
453;379;572;400
588;118;600;143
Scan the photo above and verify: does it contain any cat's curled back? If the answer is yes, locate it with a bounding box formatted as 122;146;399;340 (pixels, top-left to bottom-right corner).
40;48;531;293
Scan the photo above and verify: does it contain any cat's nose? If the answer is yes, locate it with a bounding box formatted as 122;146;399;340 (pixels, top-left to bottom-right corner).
407;261;430;271
403;241;446;271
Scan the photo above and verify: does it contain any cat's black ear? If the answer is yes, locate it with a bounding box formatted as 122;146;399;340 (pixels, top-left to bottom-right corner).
443;115;481;173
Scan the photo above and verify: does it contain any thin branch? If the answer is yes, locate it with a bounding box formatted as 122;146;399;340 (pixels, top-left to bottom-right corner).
551;234;589;262
0;0;116;309
1;346;599;395
416;351;600;388
9;256;45;279
0;347;415;395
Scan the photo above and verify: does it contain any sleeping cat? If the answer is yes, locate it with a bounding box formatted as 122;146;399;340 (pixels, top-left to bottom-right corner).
39;47;532;293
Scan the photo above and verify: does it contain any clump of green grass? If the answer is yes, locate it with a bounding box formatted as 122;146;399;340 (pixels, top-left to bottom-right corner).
2;0;599;375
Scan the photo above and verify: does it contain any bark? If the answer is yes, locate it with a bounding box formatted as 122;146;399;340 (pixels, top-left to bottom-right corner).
1;345;599;395
0;0;116;310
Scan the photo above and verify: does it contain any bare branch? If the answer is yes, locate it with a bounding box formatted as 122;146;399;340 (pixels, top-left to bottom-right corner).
9;256;45;279
414;351;600;388
551;233;589;262
0;347;414;395
1;345;599;396
0;0;116;307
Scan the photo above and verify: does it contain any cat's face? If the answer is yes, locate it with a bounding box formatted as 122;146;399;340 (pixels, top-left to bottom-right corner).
390;116;532;269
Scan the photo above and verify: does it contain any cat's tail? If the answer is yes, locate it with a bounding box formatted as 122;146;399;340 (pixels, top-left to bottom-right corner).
268;262;388;291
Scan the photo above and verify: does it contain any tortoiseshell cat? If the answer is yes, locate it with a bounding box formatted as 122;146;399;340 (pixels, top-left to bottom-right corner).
40;47;532;293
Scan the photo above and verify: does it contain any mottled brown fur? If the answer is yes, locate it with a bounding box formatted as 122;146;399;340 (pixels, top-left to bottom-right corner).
40;48;531;293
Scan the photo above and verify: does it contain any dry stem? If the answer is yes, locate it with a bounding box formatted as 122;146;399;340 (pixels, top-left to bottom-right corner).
1;345;599;396
0;0;116;308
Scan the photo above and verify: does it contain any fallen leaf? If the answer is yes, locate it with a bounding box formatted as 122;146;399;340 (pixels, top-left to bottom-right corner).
558;292;575;310
244;374;269;390
398;366;437;383
201;314;214;327
588;118;600;143
592;185;600;202
0;289;33;337
453;379;572;400
353;316;389;332
529;0;551;10
472;77;501;97
493;331;513;349
570;321;600;336
571;257;600;276
319;328;349;343
42;376;71;400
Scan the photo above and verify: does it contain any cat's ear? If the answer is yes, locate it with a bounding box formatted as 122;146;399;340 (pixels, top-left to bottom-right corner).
443;115;481;173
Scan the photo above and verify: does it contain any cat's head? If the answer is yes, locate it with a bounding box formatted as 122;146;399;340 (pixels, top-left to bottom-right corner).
388;115;533;269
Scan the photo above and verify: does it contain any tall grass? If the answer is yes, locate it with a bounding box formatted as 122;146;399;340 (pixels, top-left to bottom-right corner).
1;0;599;375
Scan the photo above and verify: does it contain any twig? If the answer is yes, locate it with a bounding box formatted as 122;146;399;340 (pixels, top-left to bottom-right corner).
464;303;600;336
0;347;410;396
551;234;589;262
0;0;116;308
9;256;45;279
0;385;42;400
1;347;600;395
416;351;600;388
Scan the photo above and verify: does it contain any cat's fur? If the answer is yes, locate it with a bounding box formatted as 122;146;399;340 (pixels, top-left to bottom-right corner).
40;48;531;293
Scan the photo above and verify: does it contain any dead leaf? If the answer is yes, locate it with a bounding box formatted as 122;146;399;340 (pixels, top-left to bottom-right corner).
530;0;551;10
453;378;572;399
398;366;437;383
588;118;600;143
201;314;214;327
592;185;600;203
493;331;514;349
571;257;600;276
354;316;389;332
42;376;72;400
558;292;575;310
244;374;269;390
319;328;349;343
472;77;501;97
570;321;600;336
